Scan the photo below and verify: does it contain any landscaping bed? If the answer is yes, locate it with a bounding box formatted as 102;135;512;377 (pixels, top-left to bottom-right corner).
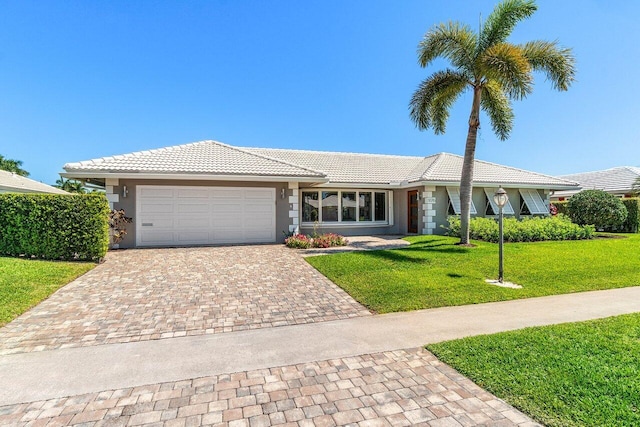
427;313;640;427
0;257;95;326
306;234;640;313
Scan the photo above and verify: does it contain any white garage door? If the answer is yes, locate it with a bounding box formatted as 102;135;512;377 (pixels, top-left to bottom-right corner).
136;185;276;247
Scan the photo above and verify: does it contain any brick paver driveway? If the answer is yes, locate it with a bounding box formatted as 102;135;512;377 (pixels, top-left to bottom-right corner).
0;245;370;355
0;348;539;426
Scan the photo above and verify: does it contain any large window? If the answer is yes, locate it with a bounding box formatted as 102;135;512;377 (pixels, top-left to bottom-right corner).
322;191;339;222
301;190;388;224
302;192;319;222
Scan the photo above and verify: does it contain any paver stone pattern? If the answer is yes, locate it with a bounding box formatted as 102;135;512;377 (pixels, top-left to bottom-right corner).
0;245;370;355
0;348;540;426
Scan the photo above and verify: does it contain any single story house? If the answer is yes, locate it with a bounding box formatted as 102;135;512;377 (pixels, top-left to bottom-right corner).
61;140;578;248
552;166;640;201
0;170;68;194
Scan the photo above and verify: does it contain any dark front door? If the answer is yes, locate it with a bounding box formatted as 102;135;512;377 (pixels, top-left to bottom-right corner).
408;190;418;233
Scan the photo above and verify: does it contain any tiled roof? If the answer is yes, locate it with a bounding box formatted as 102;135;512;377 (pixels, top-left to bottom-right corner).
0;170;68;194
64;141;326;178
63;140;578;189
556;167;640;195
244;147;424;184
413;153;577;187
248;149;575;187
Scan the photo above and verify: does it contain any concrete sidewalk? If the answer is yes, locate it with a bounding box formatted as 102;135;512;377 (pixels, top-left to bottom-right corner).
2;286;640;406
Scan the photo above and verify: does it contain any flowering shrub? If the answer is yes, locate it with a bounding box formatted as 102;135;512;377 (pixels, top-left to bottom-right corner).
311;233;348;248
284;233;348;249
446;215;595;242
284;234;312;249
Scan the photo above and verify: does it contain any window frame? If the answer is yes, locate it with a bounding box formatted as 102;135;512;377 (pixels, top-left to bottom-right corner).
300;189;389;226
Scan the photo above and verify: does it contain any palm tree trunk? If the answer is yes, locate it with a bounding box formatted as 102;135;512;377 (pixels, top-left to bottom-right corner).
459;86;482;245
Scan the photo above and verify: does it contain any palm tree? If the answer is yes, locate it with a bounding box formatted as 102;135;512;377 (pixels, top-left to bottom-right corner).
0;154;29;176
54;177;87;194
409;0;575;244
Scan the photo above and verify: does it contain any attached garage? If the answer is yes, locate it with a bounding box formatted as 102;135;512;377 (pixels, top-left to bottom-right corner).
136;185;276;247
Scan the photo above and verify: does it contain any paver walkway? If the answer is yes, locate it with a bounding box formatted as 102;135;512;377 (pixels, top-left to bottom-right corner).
0;348;540;427
0;245;369;355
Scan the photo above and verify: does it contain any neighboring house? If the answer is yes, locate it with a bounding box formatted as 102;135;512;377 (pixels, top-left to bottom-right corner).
61;140;578;248
552;166;640;201
0;170;68;195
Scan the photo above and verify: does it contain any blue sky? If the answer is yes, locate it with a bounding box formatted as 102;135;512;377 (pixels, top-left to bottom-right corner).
1;0;638;185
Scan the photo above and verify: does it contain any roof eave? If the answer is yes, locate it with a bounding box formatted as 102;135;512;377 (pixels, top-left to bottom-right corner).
60;171;329;184
408;180;580;190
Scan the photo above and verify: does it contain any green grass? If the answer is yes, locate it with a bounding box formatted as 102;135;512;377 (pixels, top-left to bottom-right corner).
427;314;640;427
306;234;640;313
0;257;95;326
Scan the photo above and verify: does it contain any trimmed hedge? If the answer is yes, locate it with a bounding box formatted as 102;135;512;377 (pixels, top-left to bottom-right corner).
446;215;595;243
0;193;109;261
622;198;640;233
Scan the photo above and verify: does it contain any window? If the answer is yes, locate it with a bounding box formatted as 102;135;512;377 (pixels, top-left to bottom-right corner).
302;192;319;222
342;192;356;221
519;189;548;215
446;187;477;214
375;192;386;221
483;188;515;215
300;190;389;224
322;191;339;222
359;192;372;221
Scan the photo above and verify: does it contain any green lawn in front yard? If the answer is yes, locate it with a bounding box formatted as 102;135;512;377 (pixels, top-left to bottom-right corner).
427;314;640;427
0;257;95;326
305;234;640;313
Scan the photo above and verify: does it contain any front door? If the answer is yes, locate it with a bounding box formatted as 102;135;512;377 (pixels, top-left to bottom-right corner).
408;190;418;233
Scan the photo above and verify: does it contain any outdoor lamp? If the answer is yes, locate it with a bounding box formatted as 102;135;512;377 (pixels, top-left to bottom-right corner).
493;186;509;283
493;186;508;209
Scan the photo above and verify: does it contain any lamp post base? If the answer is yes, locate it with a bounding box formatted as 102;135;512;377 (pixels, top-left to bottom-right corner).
485;279;522;289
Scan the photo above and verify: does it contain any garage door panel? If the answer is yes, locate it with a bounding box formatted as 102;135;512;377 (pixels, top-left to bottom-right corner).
176;202;210;214
176;189;210;198
139;218;174;228
211;189;241;199
137;186;275;246
174;217;210;228
139;230;175;244
139;188;174;198
140;202;174;214
176;232;210;243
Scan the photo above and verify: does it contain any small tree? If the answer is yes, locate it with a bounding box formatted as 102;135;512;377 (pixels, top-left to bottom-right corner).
567;190;627;230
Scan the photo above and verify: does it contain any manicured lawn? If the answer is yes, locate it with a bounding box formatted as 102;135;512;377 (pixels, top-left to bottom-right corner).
0;257;95;326
427;314;640;427
306;234;640;313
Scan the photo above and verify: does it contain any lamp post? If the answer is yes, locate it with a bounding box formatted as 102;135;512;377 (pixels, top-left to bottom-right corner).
493;187;509;283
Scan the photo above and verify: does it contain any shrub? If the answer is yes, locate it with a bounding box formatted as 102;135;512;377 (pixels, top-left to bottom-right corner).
284;233;348;249
109;209;133;244
567;190;627;230
312;233;348;248
446;215;595;243
0;193;109;261
621;198;640;233
285;234;312;249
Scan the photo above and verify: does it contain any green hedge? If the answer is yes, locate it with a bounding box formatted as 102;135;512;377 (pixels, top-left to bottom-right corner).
0;193;109;261
446;215;595;243
554;197;639;233
622;198;640;233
